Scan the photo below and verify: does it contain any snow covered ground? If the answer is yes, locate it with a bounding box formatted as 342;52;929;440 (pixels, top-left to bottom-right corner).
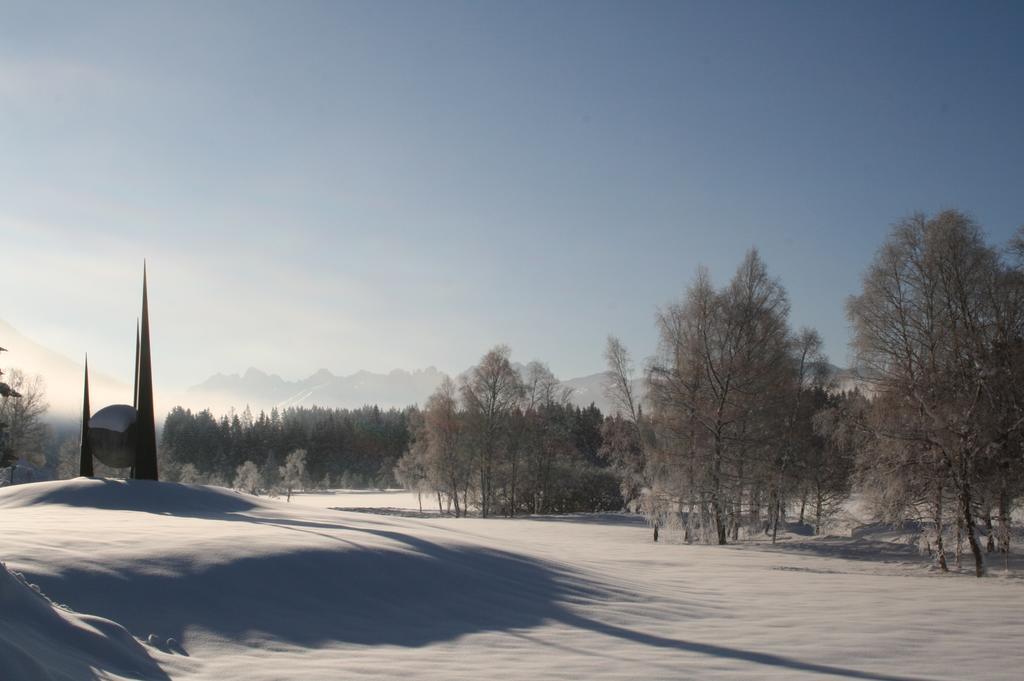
1;479;1021;681
285;488;425;513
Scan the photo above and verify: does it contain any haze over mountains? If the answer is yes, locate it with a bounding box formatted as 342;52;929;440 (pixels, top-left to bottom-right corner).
187;365;629;415
1;319;629;418
5;318;867;420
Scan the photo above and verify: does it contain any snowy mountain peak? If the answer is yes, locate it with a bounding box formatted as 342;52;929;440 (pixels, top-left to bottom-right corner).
186;364;625;414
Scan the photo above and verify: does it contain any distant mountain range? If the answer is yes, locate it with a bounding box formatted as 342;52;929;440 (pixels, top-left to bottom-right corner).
187;364;636;416
2;317;871;421
0;318;633;419
186;362;872;416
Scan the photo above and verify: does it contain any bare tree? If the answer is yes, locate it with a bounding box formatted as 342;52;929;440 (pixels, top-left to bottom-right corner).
601;338;649;510
0;369;49;477
647;250;794;544
460;345;523;517
423;376;469;516
604;336;642;425
848;210;1024;577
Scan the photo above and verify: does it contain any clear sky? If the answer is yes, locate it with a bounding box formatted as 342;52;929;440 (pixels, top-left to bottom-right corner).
2;0;1023;393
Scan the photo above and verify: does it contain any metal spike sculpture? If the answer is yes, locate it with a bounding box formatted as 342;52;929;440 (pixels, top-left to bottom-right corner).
134;265;158;480
79;355;94;477
79;265;159;480
133;320;140;409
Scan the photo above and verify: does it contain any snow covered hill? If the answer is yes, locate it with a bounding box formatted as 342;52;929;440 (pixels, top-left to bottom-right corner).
1;478;1020;680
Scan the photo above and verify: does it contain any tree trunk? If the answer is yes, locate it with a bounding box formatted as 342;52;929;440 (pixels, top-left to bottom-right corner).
955;517;963;570
998;487;1010;555
983;509;995;553
734;457;744;542
770;494;781;544
935;482;948;572
509;452;517;518
750;486;761;529
712;437;727;545
479;465;488;518
814;488;824;535
958;476;984;577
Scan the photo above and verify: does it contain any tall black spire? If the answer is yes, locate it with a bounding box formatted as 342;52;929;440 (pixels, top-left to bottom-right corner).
133;263;159;480
133;319;140;409
79;354;93;477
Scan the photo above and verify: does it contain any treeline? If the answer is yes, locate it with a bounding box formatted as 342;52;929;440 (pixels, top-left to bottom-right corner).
394;353;618;517
604;210;1023;577
601;252;858;546
160;404;411;489
847;212;1024;577
159;376;618;515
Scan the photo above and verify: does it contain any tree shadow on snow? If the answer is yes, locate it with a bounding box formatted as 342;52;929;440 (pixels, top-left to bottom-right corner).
559;614;937;681
26;483;937;681
33;520;609;649
751;536;926;565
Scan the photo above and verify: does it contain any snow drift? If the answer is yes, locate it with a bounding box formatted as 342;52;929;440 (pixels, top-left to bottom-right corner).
0;561;170;681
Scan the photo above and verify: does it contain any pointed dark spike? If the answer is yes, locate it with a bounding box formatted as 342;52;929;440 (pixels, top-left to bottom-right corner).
134;319;140;409
79;354;94;477
133;263;159;481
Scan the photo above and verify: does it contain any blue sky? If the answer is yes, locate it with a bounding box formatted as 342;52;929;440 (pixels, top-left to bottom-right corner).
2;0;1022;392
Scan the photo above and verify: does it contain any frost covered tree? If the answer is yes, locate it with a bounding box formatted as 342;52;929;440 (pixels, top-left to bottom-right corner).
394;430;431;512
601;337;649;509
234;460;261;495
646;251;796;544
0;367;49;481
802;389;860;534
460;345;523;517
395;354;618;517
279;449;306;502
178;463;202;485
421;376;470;515
848;210;1024;577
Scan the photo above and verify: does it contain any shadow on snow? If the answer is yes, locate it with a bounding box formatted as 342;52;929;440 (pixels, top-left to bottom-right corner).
19;480;938;681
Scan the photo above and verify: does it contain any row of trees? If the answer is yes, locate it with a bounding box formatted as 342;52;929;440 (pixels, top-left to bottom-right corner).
231;448;307;501
159;404;411;489
846;211;1024;577
160;374;617;516
394;349;618;516
603;210;1021;577
601;251;857;546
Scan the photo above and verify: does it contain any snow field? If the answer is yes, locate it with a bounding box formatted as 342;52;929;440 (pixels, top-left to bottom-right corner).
1;478;1021;681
